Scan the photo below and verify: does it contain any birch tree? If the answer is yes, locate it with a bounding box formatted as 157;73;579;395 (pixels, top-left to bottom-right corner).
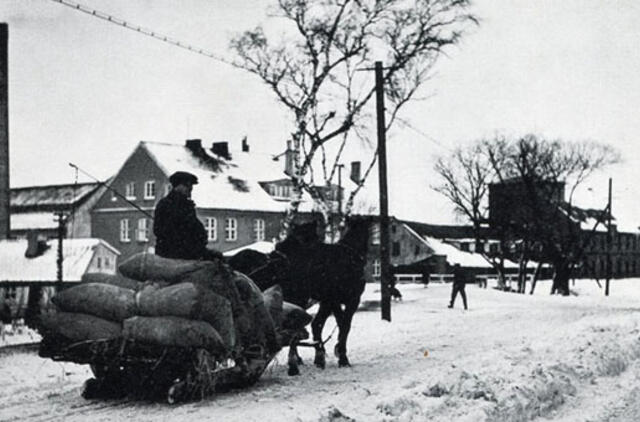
231;0;477;236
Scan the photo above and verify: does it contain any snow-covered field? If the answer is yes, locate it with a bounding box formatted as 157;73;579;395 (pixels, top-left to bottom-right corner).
2;278;640;422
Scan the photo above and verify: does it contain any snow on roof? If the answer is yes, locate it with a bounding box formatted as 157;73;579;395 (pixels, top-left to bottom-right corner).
0;238;119;283
142;142;286;213
11;182;101;210
223;240;276;256
405;230;517;270
422;236;520;268
11;212;58;231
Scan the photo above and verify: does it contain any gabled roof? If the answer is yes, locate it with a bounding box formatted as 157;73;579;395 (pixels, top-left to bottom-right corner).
0;238;119;283
402;222;519;269
11;182;101;211
140;141;288;212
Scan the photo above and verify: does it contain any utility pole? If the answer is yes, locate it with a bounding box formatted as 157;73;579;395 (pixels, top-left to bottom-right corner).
0;24;9;240
375;61;391;321
55;212;67;286
605;177;612;296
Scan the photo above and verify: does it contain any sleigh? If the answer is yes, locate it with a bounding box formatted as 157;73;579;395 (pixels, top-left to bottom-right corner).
38;327;307;403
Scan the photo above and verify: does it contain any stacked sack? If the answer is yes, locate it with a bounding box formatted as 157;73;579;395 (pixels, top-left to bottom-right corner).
40;252;311;361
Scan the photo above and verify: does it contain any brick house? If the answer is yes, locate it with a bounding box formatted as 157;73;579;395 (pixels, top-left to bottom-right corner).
90;139;321;261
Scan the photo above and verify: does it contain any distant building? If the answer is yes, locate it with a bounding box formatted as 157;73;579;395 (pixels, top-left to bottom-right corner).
0;236;119;319
488;178;640;279
10;182;107;239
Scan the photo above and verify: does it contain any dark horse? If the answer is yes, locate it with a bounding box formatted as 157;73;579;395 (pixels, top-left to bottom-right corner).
228;216;369;374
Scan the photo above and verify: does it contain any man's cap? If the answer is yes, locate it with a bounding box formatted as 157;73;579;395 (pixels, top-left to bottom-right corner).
169;171;198;186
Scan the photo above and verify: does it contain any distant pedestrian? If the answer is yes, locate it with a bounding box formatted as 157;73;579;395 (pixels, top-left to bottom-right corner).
0;301;12;342
421;268;430;288
448;264;468;310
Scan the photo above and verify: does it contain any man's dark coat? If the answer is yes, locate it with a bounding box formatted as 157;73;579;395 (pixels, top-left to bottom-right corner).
153;190;208;260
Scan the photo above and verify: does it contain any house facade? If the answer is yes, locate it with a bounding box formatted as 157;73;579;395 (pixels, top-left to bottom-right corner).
90;139;319;261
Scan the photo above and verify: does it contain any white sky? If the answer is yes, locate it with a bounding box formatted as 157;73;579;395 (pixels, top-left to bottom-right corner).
1;0;639;226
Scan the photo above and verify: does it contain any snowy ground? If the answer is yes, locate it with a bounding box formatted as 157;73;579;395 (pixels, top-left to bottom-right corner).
2;278;640;422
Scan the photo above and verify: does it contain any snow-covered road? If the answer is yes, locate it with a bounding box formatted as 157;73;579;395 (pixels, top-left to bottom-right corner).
2;279;640;422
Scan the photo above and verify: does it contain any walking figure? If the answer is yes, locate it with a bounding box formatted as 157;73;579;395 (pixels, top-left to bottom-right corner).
448;264;468;310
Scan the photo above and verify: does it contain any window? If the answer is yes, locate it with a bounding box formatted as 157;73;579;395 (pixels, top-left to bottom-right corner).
4;286;17;300
371;224;380;245
225;218;237;241
391;225;396;234
392;241;400;256
104;257;111;269
144;181;156;199
125;182;136;199
96;257;102;269
137;218;149;242
270;184;290;199
120;219;130;242
254;219;265;241
205;217;217;241
414;245;420;255
373;259;381;277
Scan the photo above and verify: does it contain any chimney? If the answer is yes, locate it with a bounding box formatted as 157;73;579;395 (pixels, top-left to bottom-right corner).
0;24;9;240
350;161;361;184
211;141;230;160
284;140;294;176
241;136;249;153
25;231;48;258
185;139;203;154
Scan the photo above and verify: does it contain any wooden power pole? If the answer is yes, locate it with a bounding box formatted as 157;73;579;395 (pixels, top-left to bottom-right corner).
605;177;612;296
375;61;391;321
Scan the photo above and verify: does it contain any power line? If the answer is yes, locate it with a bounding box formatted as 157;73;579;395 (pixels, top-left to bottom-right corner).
48;0;233;67
396;117;453;152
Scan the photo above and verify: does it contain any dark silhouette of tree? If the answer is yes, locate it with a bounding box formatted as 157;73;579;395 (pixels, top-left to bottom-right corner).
434;134;620;295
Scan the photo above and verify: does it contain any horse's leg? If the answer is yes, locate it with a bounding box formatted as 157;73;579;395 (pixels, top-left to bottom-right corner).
334;299;359;367
311;301;331;369
287;337;300;376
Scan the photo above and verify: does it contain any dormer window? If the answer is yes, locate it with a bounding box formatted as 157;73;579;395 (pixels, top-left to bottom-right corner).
125;182;136;200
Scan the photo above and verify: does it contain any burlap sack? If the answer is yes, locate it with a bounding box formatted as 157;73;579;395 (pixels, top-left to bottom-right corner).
39;311;122;342
135;282;236;351
123;316;225;353
118;252;211;282
52;283;136;322
181;263;250;339
81;272;140;291
282;301;313;330
233;272;279;353
262;285;284;330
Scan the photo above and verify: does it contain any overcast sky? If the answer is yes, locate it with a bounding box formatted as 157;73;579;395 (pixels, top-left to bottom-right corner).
1;0;639;226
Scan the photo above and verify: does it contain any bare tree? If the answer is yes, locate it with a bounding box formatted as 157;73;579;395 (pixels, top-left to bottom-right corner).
231;0;477;236
433;138;510;287
434;134;620;295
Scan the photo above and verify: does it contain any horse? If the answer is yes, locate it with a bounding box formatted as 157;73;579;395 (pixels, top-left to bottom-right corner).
227;216;369;375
